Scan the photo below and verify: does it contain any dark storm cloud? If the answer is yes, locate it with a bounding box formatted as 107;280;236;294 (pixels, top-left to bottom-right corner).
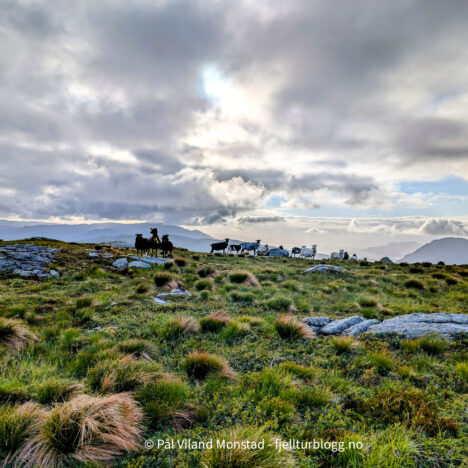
1;0;468;223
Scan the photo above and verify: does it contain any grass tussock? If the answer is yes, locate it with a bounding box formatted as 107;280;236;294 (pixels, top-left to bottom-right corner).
0;318;38;350
13;393;143;466
200;426;295;468
228;271;260;287
154;272;173;287
174;257;187;266
274;316;314;340
331;336;355;353
34;378;82;405
404;278;425;290
182;351;235;381
199;312;230;333
160;316;200;340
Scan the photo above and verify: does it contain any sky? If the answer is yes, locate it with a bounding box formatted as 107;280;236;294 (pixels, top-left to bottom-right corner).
0;0;468;251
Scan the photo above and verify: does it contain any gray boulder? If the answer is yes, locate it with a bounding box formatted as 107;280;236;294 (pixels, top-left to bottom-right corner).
304;264;347;274
112;258;128;269
367;313;468;338
153;297;168;306
342;319;380;336
88;252;100;258
320;316;364;335
128;260;151;269
49;270;60;278
303;316;331;328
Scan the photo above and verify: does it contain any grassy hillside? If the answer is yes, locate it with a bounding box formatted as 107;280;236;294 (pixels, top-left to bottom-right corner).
0;240;467;467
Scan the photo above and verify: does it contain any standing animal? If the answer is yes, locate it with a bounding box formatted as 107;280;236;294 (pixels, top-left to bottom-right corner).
343;251;349;260
161;234;173;258
148;228;161;257
229;244;241;254
300;245;317;259
240;240;261;255
256;244;269;256
210;238;229;254
351;253;358;261
330;249;344;261
135;234;149;257
291;247;302;257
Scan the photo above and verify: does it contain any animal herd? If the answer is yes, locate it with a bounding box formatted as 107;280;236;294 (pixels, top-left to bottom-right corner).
136;228;357;262
134;228;173;258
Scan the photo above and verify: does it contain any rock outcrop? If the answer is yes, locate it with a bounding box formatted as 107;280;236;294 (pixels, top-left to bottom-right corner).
302;313;468;338
304;264;347;273
0;244;59;278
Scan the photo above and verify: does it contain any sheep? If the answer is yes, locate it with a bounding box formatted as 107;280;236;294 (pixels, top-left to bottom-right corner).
135;234;149;257
240;240;261;256
210;238;229;254
229;244;242;254
256;244;269;256
351;253;358;261
291;247;302;257
161;234;173;258
148;228;161;257
300;245;317;259
330;249;344;261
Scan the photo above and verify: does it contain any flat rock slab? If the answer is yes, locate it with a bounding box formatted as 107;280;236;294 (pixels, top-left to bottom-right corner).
303;317;332;327
153;297;168;306
367;313;468;338
130;256;171;264
343;319;380;336
319;316;365;335
304;264;347;273
128;260;151;269
157;288;192;298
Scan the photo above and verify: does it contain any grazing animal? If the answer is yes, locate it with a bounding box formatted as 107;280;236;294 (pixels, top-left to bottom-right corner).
300;245;317;259
229;244;241;254
291;247;301;257
135;234;149;257
161;234;173;258
343;251;349;260
256;244;269;256
330;249;344;261
210;238;229;254
351;253;358;261
148;228;161;257
240;240;261;256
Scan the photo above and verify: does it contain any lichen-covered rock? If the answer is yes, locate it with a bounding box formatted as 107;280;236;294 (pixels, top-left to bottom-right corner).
0;244;59;277
342;319;380;336
319;316;364;335
302;316;331;327
367;313;468;338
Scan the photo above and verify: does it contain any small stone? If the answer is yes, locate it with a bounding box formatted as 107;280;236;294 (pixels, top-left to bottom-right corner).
49;270;60;278
153;297;168;306
302;316;332;327
320;316;364;335
88;252;100;258
112;258;128;269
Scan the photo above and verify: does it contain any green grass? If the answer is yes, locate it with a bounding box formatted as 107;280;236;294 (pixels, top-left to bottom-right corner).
0;239;466;467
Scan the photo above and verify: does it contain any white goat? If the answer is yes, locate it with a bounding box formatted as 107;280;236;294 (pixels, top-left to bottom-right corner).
330;249;344;260
300;245;317;259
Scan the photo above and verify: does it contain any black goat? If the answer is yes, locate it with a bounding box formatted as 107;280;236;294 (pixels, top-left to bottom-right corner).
229;244;241;254
148;228;161;257
135;234;149;257
210;238;229;254
161;234;173;258
291;247;301;257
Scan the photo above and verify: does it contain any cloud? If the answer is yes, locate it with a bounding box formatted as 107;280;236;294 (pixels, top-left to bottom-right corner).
238;216;285;224
418;219;468;236
0;0;468;225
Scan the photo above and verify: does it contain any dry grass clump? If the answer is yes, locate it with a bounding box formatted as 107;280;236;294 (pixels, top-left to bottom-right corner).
161;316;200;339
34;378;82;405
274;316;315;340
228;271;260;287
0;402;44;466
331;336;355;354
0;318;38;350
199;312;231;332
182;351;235;381
201;426;295;468
174;257;187;266
154;272;173;287
87;355;155;393
13;393;143;466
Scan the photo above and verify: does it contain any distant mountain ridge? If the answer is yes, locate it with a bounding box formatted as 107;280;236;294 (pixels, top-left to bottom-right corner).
364;241;422;259
399;237;468;265
0;220;217;252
